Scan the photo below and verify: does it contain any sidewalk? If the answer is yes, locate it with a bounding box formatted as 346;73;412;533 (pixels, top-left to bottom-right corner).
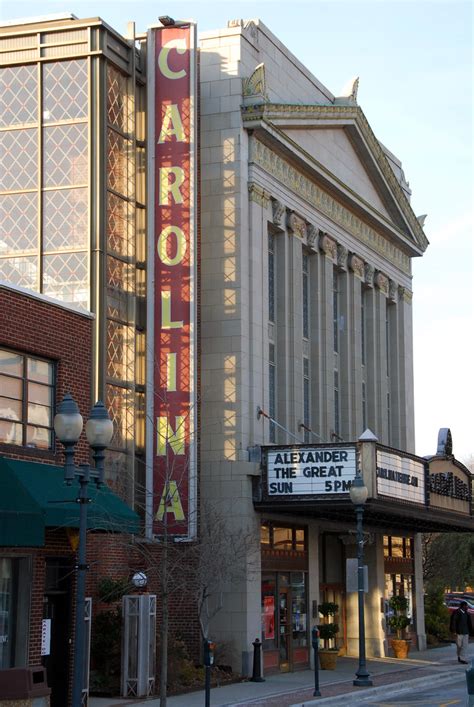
89;643;469;707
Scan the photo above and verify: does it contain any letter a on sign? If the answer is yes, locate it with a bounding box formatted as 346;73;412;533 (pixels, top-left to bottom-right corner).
156;481;185;521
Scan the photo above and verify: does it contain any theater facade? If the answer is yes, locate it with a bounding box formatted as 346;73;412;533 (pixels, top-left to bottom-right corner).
0;11;472;688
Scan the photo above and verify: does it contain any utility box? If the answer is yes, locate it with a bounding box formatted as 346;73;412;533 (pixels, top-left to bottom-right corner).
121;594;156;698
0;666;51;706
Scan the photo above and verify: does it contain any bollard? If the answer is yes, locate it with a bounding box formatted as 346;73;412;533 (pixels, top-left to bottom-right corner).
250;638;265;682
312;626;321;697
466;661;474;707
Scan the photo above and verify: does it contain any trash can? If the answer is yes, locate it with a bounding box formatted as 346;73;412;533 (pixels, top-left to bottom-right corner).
0;666;51;706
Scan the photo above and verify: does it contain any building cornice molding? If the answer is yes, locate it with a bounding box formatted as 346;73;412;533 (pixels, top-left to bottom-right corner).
243;103;429;255
250;138;411;274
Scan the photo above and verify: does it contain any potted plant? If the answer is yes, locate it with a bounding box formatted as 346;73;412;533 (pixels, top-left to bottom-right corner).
387;594;411;659
317;602;339;670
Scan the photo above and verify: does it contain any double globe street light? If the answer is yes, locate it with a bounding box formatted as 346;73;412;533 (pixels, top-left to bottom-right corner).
54;393;114;707
349;469;373;688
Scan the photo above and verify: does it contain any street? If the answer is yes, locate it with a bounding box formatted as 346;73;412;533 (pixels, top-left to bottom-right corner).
344;675;468;707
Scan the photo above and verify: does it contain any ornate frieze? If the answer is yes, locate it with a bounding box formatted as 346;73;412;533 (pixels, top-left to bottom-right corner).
337;244;348;271
320;233;337;261
349;253;365;280
375;271;389;296
287;211;307;239
271;198;285;227
248;182;271;208
250;138;411;274
364;263;375;288
307;223;318;251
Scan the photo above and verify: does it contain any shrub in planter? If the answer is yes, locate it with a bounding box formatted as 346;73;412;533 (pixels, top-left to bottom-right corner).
387;595;411;658
317;602;340;669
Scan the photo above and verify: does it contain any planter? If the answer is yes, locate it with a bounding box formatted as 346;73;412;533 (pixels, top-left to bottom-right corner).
390;638;410;659
318;649;338;670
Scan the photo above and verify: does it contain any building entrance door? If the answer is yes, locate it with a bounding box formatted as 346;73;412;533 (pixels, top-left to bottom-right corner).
278;586;290;671
42;558;72;707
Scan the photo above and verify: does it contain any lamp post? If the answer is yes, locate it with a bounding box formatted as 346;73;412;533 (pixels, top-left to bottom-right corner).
349;470;373;688
54;393;113;707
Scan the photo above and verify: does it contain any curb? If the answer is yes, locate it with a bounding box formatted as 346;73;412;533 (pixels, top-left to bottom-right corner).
290;669;464;706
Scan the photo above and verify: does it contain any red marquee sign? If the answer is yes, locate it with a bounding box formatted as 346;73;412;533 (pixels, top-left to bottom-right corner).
147;24;197;538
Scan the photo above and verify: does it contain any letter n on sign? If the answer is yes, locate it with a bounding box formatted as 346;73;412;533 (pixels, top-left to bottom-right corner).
146;23;197;540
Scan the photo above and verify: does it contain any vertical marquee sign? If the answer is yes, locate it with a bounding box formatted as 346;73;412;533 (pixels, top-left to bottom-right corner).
146;24;197;539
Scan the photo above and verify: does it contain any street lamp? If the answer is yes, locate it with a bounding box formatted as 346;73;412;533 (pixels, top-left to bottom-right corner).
54;393;114;707
349;470;373;688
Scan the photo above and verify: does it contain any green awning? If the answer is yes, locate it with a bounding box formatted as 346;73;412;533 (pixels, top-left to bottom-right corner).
0;456;140;547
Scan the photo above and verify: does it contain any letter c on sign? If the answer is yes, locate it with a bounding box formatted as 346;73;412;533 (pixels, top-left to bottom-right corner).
158;38;187;79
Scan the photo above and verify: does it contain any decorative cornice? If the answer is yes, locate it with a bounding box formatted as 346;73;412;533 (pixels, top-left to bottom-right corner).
271;198;285;227
320;233;337;261
250;138;411;274
248;182;271;208
349;253;365;280
287;211;307;239
375;271;389;296
244;104;428;254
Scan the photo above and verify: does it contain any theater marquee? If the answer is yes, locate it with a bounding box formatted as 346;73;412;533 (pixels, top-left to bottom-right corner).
266;446;357;496
146;23;197;539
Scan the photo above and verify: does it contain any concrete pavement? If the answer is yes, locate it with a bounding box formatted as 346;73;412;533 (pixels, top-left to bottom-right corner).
89;643;470;706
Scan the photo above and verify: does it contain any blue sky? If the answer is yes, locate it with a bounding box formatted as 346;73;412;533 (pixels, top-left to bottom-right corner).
2;0;473;462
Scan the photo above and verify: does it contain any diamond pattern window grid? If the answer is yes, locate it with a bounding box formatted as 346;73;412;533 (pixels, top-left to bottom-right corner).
107;192;129;257
106;383;133;450
42;251;88;308
43;123;88;187
43;59;88;122
0;256;37;290
107;65;127;132
107;129;129;196
107;319;134;382
0;65;38;127
0;129;38;191
0;193;38;255
43;188;88;252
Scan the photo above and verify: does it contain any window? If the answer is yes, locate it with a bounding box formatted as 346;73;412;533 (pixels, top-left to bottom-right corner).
333;268;339;353
302;252;309;339
0;557;30;668
334;370;340;439
268;233;275;323
269;343;276;443
303;358;310;443
0;349;54;449
361;288;367;366
362;382;367;431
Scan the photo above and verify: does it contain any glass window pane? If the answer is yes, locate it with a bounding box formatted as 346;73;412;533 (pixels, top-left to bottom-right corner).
391;537;404;558
43;188;88;252
0;256;38;291
107;129;127;195
42;251;88;309
26;425;51;449
0;129;38;191
273;527;293;550
43;59;88;122
27;358;53;385
0;193;38;256
28;402;51;426
43;123;88;187
0;375;22;400
261;524;270;547
261;574;276;650
291;572;307;647
0;351;22;377
107;65;127;132
28;382;51;407
295;529;305;552
0;65;38;127
107;192;128;257
0;397;22;420
0;420;22;445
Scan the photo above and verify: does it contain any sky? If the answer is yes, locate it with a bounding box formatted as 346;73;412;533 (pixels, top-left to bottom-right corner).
1;0;473;462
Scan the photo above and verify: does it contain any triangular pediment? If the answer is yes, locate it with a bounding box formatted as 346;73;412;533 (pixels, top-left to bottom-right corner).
280;126;393;220
242;102;428;255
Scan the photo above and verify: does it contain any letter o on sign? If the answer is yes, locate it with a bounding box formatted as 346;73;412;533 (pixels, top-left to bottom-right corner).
157;225;187;266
